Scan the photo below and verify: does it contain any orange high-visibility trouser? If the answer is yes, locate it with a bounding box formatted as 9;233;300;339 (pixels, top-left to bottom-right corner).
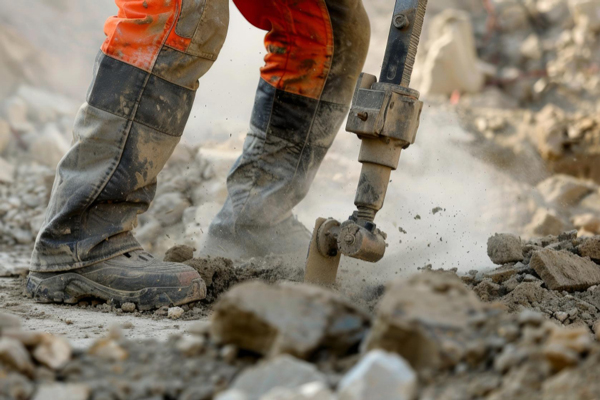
102;0;364;100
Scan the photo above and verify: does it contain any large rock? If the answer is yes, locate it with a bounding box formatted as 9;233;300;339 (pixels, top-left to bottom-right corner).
487;234;524;265
226;355;327;400
28;124;70;169
211;282;369;359
572;214;600;234
578;236;600;260
537;175;597;208
0;337;34;376
419;10;484;96
526;209;567;237
338;350;417;400
32;334;72;370
531;249;600;291
364;272;488;371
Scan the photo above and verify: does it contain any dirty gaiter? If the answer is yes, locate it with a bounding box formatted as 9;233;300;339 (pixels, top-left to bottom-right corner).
31;0;229;271
210;0;371;249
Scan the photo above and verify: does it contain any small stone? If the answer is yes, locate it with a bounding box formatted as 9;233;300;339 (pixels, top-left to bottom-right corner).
176;336;206;356
518;309;544;327
220;344;238;363
338;350;416;400
121;303;136;313
32;384;90;400
228;355;327;400
88;338;128;362
503;275;520;293
487;234;524;265
543;343;580;371
168;307;185;320
558;230;579;241
555;312;569;323
523;274;540;282
214;390;248;400
164;245;196;263
473;280;502;301
32;335;72;370
262;382;336;400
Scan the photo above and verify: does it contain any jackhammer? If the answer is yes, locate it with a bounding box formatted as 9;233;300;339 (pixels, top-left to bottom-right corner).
304;0;428;285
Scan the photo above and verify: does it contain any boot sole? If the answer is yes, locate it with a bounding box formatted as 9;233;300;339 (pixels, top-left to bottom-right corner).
26;273;205;311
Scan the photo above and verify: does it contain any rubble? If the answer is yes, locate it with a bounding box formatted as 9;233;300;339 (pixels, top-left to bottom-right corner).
337;350;417;400
211;281;370;359
365;271;488;371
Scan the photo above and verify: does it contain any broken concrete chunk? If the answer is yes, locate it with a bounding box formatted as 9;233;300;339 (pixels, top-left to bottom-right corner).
488;234;524;265
526;209;568;237
211;282;369;359
168;307;185;320
573;214;600;234
484;263;524;283
0;337;34;376
473;280;502;301
420;10;484;96
120;303;136;313
531;249;600;291
338;350;417;400
228;355;327;400
578;236;600;260
537;175;597;207
32;334;72;370
364;272;487;371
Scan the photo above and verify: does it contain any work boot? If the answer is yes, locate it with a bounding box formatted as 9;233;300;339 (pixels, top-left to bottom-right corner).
26;251;206;311
201;214;311;260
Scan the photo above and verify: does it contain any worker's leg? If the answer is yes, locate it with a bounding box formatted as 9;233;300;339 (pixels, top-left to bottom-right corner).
27;0;229;308
206;0;370;258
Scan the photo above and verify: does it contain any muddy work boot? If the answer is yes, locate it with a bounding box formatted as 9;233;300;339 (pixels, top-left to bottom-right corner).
26;251;206;311
201;215;311;260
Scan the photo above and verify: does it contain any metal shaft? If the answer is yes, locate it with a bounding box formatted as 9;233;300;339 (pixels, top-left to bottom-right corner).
380;0;428;86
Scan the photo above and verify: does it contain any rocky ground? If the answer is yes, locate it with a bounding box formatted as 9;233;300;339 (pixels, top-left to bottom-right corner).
5;0;600;399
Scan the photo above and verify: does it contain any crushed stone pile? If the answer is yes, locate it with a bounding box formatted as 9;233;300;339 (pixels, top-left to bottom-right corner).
5;266;600;400
466;230;600;335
